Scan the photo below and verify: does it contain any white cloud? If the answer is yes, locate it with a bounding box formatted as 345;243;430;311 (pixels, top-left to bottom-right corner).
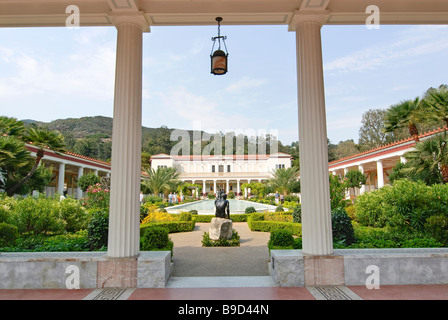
225;76;268;93
324;26;448;74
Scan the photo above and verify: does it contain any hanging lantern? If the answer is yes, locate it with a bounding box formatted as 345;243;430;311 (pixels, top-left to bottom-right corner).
210;17;228;75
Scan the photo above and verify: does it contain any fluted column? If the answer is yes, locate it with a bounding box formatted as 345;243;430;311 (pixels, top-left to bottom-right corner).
107;20;144;258
294;20;333;256
57;162;66;195
377;160;384;188
77;167;84;199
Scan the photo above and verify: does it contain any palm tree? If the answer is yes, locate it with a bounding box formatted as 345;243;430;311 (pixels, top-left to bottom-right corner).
383;97;424;143
6;126;65;196
142;166;180;197
423;85;448;128
0;135;32;190
404;133;448;184
268;167;300;196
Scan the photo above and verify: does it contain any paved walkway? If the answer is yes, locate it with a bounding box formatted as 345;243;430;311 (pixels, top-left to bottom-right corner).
1;222;448;301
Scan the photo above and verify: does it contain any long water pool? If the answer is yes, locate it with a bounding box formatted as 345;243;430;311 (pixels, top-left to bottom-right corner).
165;199;278;214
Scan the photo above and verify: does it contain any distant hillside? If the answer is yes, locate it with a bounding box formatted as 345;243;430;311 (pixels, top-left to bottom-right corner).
22;116;291;163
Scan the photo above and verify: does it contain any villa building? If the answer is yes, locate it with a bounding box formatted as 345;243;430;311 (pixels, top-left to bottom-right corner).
329;127;447;199
150;152;293;196
26;143;111;199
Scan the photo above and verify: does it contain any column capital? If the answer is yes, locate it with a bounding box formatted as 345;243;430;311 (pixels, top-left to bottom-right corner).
289;10;330;31
289;0;331;31
108;11;150;32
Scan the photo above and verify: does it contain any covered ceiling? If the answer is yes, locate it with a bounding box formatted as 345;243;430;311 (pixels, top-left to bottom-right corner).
0;0;447;30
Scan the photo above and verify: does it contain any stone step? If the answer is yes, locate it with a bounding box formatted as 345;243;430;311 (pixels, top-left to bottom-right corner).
166;276;276;288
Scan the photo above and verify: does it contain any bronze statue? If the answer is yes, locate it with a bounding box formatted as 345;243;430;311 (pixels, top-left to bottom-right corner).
214;188;230;219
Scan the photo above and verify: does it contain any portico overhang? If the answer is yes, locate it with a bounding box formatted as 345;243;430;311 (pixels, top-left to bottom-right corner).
0;0;447;29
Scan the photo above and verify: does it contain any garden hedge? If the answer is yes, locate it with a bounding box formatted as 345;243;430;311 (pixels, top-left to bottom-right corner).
140;220;195;233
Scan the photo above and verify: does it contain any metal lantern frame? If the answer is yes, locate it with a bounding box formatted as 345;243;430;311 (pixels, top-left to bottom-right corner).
210;17;229;75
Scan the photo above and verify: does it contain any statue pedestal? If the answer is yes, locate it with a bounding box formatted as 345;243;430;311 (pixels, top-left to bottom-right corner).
209;218;233;240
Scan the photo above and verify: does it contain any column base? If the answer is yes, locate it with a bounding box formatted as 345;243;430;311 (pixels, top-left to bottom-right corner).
304;254;344;286
97;257;138;288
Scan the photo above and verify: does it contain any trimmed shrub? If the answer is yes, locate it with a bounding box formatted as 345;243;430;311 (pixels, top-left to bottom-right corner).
248;220;301;236
275;205;284;212
268;229;294;247
179;212;192;221
140;225;173;255
245;206;257;214
331;207;355;245
87;209;109;250
292;205;301;223
202;229;240;247
140;221;195;233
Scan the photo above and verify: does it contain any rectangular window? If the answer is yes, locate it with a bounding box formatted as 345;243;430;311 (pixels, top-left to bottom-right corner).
212;165;215;172
227;165;231;172
219;165;224;172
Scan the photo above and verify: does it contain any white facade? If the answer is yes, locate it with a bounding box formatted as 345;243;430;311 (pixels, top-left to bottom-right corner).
150;153;292;195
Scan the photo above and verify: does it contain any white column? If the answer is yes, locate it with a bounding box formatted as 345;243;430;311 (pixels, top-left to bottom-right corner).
358;164;366;194
77;167;84;199
107;20;144;258
237;179;240;195
343;168;350;199
203;180;206;196
226;179;229;193
213;180;217;196
294;19;333;256
400;156;407;164
57;162;66;195
377;160;384;188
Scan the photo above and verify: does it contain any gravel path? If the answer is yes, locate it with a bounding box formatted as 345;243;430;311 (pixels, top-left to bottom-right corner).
169;222;271;277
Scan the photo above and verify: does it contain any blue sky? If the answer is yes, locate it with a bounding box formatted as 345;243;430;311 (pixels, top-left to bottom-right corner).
0;24;447;146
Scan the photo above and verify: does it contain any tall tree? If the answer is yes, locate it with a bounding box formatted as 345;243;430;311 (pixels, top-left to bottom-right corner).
423;85;448;128
358;108;392;150
7;126;65;196
268;167;300;196
383;97;424;143
142;166;180;197
404;133;448;184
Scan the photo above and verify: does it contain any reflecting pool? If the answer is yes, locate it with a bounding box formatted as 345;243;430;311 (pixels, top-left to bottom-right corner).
165;199;278;214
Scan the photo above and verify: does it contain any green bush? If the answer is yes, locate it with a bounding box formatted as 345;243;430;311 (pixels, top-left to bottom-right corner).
268;229;294;247
179;212;192;221
331;207;355;245
58;198;90;232
140;220;195;233
248;220;301;236
0;222;18;247
192;214;248;223
77;173;100;192
140;225;173;253
202;229;240;247
87;209;109;250
245;206;256;214
292;205;301;223
12;196;66;235
354;188;388;227
275;205;284;212
248;212;265;222
425;215;448;246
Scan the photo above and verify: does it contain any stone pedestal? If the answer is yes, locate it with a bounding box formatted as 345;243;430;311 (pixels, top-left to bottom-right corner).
209;218;233;240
